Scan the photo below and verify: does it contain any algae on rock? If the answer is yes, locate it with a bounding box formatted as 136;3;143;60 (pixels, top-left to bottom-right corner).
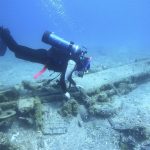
58;99;79;117
17;97;43;131
34;97;43;131
22;80;40;91
97;92;110;102
18;97;35;114
0;101;17;110
0;88;19;103
89;98;122;117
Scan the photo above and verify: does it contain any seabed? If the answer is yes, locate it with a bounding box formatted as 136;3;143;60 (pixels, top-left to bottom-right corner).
0;59;150;150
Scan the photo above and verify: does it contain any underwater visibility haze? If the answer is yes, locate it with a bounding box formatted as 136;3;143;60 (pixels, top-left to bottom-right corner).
0;0;150;56
1;1;150;150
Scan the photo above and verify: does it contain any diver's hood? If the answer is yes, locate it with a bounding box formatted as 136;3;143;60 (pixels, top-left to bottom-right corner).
75;56;92;77
76;56;91;71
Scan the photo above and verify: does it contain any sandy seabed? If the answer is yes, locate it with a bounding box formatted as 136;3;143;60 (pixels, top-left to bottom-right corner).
0;50;150;150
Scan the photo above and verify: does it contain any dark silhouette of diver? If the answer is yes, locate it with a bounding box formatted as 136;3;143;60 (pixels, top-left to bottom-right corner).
0;27;91;99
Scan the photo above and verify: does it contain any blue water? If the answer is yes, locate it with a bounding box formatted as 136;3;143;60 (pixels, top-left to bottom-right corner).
0;0;150;59
0;1;150;149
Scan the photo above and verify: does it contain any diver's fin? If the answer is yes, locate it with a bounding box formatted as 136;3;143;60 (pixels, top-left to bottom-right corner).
0;37;7;56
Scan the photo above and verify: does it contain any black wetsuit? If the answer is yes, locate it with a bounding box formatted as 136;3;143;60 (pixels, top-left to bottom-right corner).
0;29;76;93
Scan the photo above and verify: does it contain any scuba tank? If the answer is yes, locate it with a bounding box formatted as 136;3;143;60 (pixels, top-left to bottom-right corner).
41;31;92;78
42;31;85;56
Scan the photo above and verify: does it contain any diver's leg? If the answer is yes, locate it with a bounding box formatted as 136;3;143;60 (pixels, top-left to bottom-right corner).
14;46;48;64
0;27;18;51
0;27;48;64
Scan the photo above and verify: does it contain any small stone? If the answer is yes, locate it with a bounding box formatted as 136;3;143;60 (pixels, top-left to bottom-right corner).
14;84;22;91
97;92;109;102
19;117;34;125
118;83;131;95
105;89;116;97
22;80;38;91
100;84;112;91
78;105;89;122
89;99;122;117
128;83;137;90
78;120;82;127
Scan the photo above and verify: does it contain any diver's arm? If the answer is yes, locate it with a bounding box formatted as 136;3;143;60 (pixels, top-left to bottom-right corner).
60;71;67;93
60;72;71;99
65;60;77;87
59;64;76;91
67;65;76;87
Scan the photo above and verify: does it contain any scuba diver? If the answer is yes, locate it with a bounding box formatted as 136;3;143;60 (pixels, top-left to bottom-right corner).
0;27;91;99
